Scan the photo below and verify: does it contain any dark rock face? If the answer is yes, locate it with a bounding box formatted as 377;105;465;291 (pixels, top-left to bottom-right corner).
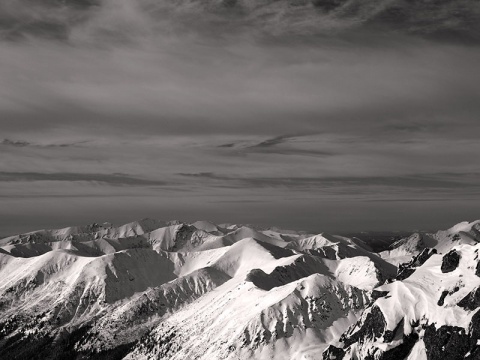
371;290;389;301
246;259;310;290
367;318;418;360
136;326;179;359
379;332;419;360
383;318;404;343
321;244;480;360
0;324;135;360
245;268;281;290
305;247;338;260
170;224;196;251
424;323;478;360
396;268;415;281
441;250;460;273
324;315;420;360
437;286;459;306
322;344;345;360
466;347;480;360
325;308;480;360
415;248;438;266
397;248;437;280
458;287;480;311
340;306;386;347
437;290;449;306
470;309;480;339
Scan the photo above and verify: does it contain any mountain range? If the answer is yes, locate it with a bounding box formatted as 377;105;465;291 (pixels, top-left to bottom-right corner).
1;218;479;359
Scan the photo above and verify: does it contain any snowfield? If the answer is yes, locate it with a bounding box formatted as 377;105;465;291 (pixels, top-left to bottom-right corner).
0;219;479;359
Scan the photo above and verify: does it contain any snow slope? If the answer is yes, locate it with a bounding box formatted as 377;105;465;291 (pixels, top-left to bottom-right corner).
324;242;480;360
0;218;478;360
380;220;480;266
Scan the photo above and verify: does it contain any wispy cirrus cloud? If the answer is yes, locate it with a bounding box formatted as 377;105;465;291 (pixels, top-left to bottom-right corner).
177;172;480;193
217;134;335;157
1;0;480;235
249;135;292;149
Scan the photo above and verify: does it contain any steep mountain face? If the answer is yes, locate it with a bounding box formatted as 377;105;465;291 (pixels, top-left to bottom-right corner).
323;242;480;360
127;274;371;360
0;218;168;246
0;219;384;359
0;218;479;359
380;220;480;266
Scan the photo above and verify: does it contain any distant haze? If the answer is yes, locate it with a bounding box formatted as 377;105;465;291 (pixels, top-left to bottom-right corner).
1;0;479;236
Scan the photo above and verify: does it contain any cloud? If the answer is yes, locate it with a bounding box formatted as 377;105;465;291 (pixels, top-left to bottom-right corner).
2;0;480;42
0;172;170;187
249;135;292;148
0;0;479;234
0;138;87;148
177;172;480;193
216;134;335;157
1;139;30;147
178;172;217;179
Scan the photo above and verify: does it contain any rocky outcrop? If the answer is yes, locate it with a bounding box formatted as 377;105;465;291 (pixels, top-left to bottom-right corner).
374;332;418;360
339;306;386;347
423;321;479;360
457;287;480;311
437;290;449;306
397;248;437;280
441;250;461;273
322;240;480;360
322;345;345;360
396;268;416;281
325;306;421;360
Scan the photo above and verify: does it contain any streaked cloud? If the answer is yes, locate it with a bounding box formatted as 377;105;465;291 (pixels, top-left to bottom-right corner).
216;135;335;157
1;139;30;147
0;0;479;234
0;171;171;186
0;138;87;148
249;135;292;149
177;172;480;193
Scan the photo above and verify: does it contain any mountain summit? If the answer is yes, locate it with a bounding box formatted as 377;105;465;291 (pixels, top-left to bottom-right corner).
0;218;479;359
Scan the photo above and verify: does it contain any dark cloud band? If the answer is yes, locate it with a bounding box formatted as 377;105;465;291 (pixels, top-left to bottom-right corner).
0;172;169;186
2;0;480;42
178;172;480;192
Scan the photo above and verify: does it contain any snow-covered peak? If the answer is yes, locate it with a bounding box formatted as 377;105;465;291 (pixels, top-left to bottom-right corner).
1;217;479;359
380;219;480;267
324;241;480;360
446;220;480;234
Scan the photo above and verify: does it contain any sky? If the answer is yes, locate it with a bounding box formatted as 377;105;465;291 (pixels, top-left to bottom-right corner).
1;0;480;235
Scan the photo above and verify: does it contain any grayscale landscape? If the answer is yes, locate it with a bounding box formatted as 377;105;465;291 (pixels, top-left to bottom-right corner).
1;219;480;359
1;0;479;359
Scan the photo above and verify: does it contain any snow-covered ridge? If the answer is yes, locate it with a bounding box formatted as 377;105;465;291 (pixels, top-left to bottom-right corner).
323;244;480;359
0;218;478;359
379;219;480;266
